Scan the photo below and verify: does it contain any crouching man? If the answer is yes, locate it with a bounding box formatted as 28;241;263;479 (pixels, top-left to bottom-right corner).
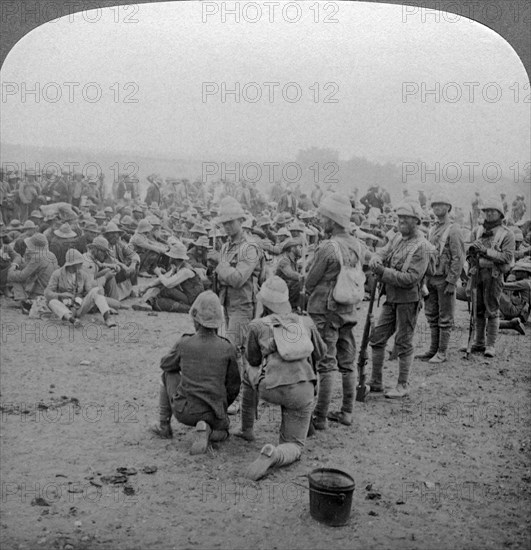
44;248;117;328
151;291;241;455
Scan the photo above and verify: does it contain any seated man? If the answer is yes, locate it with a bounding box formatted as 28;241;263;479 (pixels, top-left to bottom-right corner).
151;291;241;454
133;242;204;313
499;259;531;335
7;233;58;312
44;248;116;328
0;227;22;295
82;236;126;310
129;219;168;276
103;222;140;300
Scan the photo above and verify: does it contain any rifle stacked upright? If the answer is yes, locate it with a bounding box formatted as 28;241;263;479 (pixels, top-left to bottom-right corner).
465;250;479;359
356;278;379;402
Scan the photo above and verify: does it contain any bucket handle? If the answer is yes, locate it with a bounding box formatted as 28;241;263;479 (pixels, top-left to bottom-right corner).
290;480;347;502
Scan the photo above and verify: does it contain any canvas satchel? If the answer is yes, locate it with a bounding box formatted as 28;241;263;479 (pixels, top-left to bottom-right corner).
331;239;366;306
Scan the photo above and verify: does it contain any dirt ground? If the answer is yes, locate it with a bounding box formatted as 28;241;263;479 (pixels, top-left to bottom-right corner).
1;289;530;550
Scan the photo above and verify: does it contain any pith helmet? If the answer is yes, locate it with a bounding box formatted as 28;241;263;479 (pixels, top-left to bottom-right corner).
165;242;189;260
64;248;84;266
430;194;452;212
137;219;153;234
318;193;352;228
394;200;423;224
218;197;245;223
481;198;505;218
256;276;291;315
190;291;224;328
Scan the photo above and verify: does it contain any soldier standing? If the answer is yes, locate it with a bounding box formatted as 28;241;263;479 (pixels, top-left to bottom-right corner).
368;201;431;398
465;199;515;357
214;197;262;421
416;194;465;363
305;193;369;428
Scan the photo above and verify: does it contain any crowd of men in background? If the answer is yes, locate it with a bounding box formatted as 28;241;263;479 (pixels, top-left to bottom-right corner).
1;165;530;478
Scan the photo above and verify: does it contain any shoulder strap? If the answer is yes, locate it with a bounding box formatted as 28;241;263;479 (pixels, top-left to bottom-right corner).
330;239;344;266
402;238;424;273
438;224;453;255
493;226;508;249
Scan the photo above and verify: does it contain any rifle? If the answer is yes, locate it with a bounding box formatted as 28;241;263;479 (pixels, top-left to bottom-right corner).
298;242;308;314
355;278;379;402
212;224;219;295
465;253;478;359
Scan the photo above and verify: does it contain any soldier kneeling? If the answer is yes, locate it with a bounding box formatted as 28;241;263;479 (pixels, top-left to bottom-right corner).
151;291;241;455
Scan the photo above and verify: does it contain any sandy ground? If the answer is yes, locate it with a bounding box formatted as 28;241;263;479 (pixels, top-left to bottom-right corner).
1;289;530;550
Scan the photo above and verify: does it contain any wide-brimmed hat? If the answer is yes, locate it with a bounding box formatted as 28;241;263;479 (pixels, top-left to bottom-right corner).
88;236;111;254
84;222;100;234
104;206;114;214
217;197;246;223
511;259;531;274
146;215;161;226
64;248;84;266
22;220;36;230
103;222;123;234
54;223;77;239
275;212;293;226
8;219;21;229
276;227;291;238
190;291;224;328
24;233;48;251
318;194;352;228
94;211;107;220
166;242;189;260
194;236;211;249
190;223;208;235
256;276;291;315
281;237;303;252
30;210;44;219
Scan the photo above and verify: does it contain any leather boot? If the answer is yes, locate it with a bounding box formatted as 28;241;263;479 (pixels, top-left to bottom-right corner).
154;298;190;313
234;382;257;441
415;325;439;360
485;317;499;357
459;317;486;352
500;319;526;336
429;328;452;363
311;371;334;430
397;352;413;386
328;371;354;425
245;444;279;481
368;347;385;392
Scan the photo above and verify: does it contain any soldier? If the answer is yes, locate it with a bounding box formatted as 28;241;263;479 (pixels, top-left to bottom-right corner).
214;197;262;422
152;291;241;454
18;170;41;222
368;200;431;398
275;237;303;310
416;194;465;363
465;198;515;357
45;248;117;328
103;222;140;296
7;233;58;312
243;277;326;480
499;259;531;335
305;193;370;428
134;242;204;313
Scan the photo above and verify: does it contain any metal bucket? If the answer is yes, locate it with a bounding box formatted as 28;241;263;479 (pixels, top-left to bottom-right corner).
308;468;355;527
